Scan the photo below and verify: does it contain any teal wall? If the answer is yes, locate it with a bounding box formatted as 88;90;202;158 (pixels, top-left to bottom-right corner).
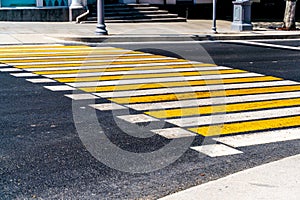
1;0;36;7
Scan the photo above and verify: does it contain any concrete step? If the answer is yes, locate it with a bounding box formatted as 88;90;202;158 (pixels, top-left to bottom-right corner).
83;3;186;23
82;17;186;23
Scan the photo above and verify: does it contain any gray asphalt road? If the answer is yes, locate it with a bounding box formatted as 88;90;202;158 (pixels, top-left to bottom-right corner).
1;40;300;199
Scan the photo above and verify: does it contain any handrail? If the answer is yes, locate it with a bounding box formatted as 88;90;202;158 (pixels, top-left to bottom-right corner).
76;6;89;23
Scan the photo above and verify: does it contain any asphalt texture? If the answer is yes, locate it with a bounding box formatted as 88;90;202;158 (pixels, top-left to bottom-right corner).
1;40;300;199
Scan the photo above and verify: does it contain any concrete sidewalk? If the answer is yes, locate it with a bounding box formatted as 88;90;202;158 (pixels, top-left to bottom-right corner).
0;20;300;44
159;154;300;200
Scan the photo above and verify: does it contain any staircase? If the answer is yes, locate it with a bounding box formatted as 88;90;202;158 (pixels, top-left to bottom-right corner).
82;3;186;23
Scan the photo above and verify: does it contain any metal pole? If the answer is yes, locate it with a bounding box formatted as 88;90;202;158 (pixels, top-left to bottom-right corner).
95;0;108;35
212;0;217;33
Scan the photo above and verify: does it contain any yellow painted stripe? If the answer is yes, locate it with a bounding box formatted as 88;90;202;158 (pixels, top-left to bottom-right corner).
2;55;167;63
0;46;123;52
189;115;300;136
55;69;246;83
16;59;186;69
35;63;216;75
146;97;300;118
80;76;281;93
0;45;90;49
0;51;144;59
109;85;300;104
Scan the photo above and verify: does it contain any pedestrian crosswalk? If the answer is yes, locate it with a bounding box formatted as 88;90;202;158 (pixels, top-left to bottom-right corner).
1;44;300;158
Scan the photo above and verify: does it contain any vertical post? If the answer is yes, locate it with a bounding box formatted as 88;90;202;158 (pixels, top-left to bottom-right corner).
95;0;108;35
212;0;217;33
36;0;43;7
231;0;253;31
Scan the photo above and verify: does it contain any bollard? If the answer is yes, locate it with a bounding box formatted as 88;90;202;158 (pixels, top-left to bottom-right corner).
231;0;253;31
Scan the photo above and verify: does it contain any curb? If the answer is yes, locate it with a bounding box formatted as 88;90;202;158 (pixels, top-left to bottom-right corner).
59;33;300;43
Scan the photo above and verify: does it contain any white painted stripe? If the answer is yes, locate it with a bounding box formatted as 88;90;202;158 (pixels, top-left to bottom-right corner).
26;78;56;83
0;68;22;72
89;103;126;111
117;114;159;123
64;94;99;100
0;53;152;61
94;80;297;98
45;66;226;79
24;61;199;72
214;128;300;147
151;127;196;139
190;144;243;157
167;106;300;127
0;64;9;67
128;91;300;111
44;85;76;91
10;73;39;77
68;73;262;87
228;40;300;51
9;57;176;66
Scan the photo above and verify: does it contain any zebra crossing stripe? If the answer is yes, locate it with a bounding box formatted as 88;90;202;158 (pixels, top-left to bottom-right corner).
80;76;281;93
7;57;177;66
16;59;188;69
109;85;300;104
0;68;22;72
151;128;196;139
22;61;198;72
214;128;300;147
127;91;300;111
0;54;162;63
95;80;297;98
44;85;76;91
146;97;300;119
55;69;246;83
188;113;300;137
89;103;126;111
0;51;145;59
10;73;39;77
117;114;159;123
44;66;229;79
26;78;56;83
168;106;300;128
190;144;243;157
67;73;262;87
35;63;216;76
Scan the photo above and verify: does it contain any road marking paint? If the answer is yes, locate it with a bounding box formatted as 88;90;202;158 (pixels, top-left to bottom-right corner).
147;97;300;119
189;114;300;136
22;61;199;72
67;73;262;87
26;78;56;83
95;80;297;98
227;40;300;51
10;73;39;77
0;54;162;63
0;53;153;61
0;51;145;58
0;64;10;67
214;128;300;147
117;114;159;123
55;69;246;83
7;57;177;66
168;106;300;128
80;76;281;93
44;85;76;91
191;144;243;157
110;84;300;104
127;91;300;111
151;128;196;139
89;103;126;111
44;66;229;79
64;94;99;100
0;68;22;72
16;59;188;69
36;63;215;75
